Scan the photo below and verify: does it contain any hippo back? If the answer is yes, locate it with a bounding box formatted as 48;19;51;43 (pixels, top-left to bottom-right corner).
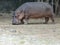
14;2;54;16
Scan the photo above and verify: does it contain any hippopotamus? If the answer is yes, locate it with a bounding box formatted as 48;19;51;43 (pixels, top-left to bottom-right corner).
12;2;55;25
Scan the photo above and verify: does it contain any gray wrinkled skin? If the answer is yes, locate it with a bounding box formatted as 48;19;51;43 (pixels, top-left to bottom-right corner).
12;2;54;25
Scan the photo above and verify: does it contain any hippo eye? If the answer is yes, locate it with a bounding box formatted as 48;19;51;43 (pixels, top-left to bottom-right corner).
15;16;17;17
15;15;20;19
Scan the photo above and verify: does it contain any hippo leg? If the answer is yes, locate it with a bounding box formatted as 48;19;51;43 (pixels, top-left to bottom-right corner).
50;16;55;23
44;17;49;24
21;19;24;24
24;18;28;24
24;16;29;24
20;17;25;24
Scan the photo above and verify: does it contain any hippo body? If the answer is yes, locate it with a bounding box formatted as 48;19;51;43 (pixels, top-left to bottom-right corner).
12;2;55;25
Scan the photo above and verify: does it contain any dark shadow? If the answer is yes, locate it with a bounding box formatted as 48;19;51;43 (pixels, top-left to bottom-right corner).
12;22;55;25
28;22;43;24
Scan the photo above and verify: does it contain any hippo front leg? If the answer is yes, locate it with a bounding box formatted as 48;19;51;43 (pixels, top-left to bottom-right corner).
20;18;24;24
24;19;28;25
23;16;29;25
43;17;49;24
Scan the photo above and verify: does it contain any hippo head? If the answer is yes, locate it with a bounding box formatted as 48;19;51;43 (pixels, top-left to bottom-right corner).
12;11;24;25
12;11;19;25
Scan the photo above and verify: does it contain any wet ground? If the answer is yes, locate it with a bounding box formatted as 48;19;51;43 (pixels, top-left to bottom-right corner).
0;13;60;45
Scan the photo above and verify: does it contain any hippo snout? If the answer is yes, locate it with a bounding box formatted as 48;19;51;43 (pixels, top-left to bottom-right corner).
12;23;17;25
12;23;20;25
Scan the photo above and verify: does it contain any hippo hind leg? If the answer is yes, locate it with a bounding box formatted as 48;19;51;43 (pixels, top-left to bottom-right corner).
43;17;49;24
50;15;55;23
